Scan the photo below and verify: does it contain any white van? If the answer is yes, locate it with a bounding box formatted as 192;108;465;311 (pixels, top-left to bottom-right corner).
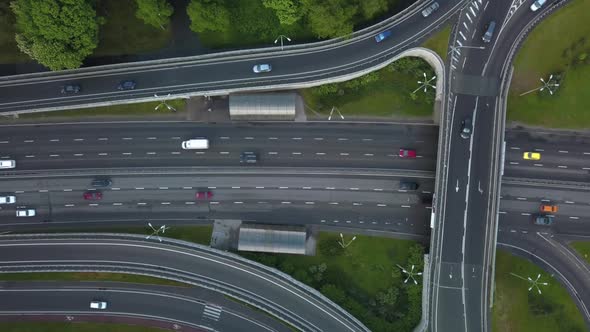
181;139;209;150
0;160;15;169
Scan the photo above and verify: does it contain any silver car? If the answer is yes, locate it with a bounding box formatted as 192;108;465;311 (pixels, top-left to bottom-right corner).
421;2;440;18
0;195;16;204
253;64;272;73
16;208;36;217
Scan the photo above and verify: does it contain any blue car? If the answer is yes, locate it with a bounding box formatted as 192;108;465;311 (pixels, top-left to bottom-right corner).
374;30;392;43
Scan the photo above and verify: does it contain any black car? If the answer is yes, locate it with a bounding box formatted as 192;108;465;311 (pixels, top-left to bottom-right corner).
91;178;112;187
460;117;472;139
117;80;136;90
240;152;258;164
399;181;419;190
61;84;81;94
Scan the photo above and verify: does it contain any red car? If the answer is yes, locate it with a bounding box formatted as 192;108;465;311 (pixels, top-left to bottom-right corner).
83;191;102;200
196;191;213;200
399;148;417;158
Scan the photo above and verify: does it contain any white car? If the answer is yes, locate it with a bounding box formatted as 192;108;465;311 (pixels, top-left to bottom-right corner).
16;208;35;217
90;301;108;309
0;196;16;204
530;0;547;11
0;160;15;169
252;64;272;73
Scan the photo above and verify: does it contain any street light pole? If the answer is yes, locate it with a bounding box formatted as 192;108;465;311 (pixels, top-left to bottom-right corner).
146;222;170;242
338;233;356;248
413;72;437;94
519;75;560;96
274;35;291;51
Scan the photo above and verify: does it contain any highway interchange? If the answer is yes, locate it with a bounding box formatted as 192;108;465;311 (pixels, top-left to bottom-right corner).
1;0;590;332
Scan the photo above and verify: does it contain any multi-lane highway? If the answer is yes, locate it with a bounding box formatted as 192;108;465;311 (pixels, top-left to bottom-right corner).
0;281;290;332
0;1;465;113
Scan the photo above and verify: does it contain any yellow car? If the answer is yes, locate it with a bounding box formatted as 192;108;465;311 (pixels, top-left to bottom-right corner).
523;152;541;160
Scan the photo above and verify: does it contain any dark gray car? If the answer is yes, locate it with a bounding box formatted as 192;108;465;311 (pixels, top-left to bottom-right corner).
240;152;258;164
91;178;112;187
61;84;81;94
117;80;136;90
399;181;419;190
460;117;472;139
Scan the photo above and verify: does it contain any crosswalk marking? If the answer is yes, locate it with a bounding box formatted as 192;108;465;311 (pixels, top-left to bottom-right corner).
202;304;222;321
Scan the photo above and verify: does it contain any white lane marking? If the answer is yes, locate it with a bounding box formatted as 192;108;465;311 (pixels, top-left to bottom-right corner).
122;152;132;155
326;187;335;190
292;137;302;140
362;138;373;141
302;187;311;190
364;153;374;156
292;152;302;155
583;167;590;170
210;201;220;205
255;186;265;189
305;202;315;205
268;137;278;140
521;213;531;216
349;188;359;190
0;141;9;144
135;187;144;190
510;147;520;150
74;138;84;141
570;216;580;220
499;211;507;214
98;153;108;156
377;204;387;207
536;149;545;151
329;202;339;205
244;137;254;140
171;152;181;155
373;188;383;191
231;186;240;189
459;31;467;40
257;201;268;204
183;187;193;189
422;191;431;194
24;140;34;143
281;201;291;204
565;201;575;204
113;203;123;206
15;191;25;194
353;202;362;206
74;153;84;157
65;204;75;207
147;137;157;140
50;139;60;142
559;150;568;153
207;186;217;189
313;137;324;141
122;137;133;140
337;138;348;141
159;187;169;190
185;202;196;205
89;203;99;207
98;138;108;141
279;186;288;189
161;202;171;205
195;151;205;155
111;188;120;191
315;152;326;155
63;189;72;192
558;165;568;169
50;154;60;157
146;152;156;155
268;152;278;155
584;152;590;155
219;151;229;155
401;205;411;208
137;202;147;205
233;201;243;204
533;164;543;167
509;162;519;165
25;155;35;158
517;197;527;200
340;153;349;156
220;136;230;140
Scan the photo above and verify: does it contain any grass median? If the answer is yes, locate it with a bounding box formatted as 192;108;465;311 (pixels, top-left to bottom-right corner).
492;249;586;332
421;24;451;62
0;322;166;332
569;241;590;264
507;0;590;128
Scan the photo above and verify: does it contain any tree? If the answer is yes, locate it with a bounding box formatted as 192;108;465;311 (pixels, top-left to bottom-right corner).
187;0;230;33
360;0;388;19
301;0;358;39
262;0;303;25
11;0;99;70
135;0;174;29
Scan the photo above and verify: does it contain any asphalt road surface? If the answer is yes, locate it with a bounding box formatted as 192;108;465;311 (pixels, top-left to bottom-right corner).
0;281;290;332
0;122;438;171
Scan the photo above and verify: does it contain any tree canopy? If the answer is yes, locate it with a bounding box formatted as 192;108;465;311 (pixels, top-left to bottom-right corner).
300;0;358;38
261;0;304;25
135;0;174;29
186;0;231;33
11;0;99;70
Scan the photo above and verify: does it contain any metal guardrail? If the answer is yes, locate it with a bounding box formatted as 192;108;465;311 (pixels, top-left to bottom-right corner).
0;233;371;332
0;166;436;180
